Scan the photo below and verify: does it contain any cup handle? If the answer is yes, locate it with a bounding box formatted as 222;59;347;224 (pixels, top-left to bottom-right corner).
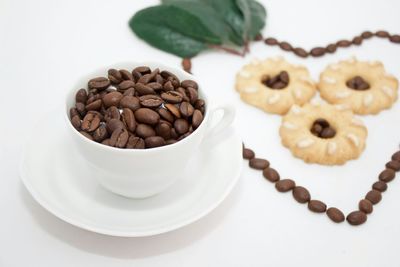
204;102;235;139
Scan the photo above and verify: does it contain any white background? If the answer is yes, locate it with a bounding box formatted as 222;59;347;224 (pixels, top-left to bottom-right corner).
1;0;400;266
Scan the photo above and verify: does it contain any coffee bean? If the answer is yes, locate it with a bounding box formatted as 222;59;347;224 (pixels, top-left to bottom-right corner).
336;40;352;47
136;124;156;138
137;74;153;84
75;89;88;103
352;36;363;45
293;47;308;57
71;115;81;129
379;168;396;182
131;70;142;81
163;81;175;91
311;124;323;135
279;42;292;51
134;66;151;74
192;109;203;129
242;148;255;159
161;91;183;104
275;179;296;192
320;127;336;138
75;102;86;117
386;161;400;171
135;108;160;125
263;167;280;182
145;136;166;148
181;80;198;90
359;199;373;214
361;31;373;39
118;80;135;91
146;82;163;91
120;96;140;111
109;128;129;148
134;83;155;95
155;122;171;140
376;30;390;38
123;88;135;97
182;58;192;73
106;118;125;134
392;151;400;161
102;91;123;108
126;136;145;149
174;118;189;135
88;77;110;90
310;47;325;57
79;131;93;140
389;35;400;43
86;93;100;104
308;200;327;213
158;108;175;123
93;125;108;142
346;211;367;225
372;181;387;192
139;95;163;108
120;69;134;81
101;139;111;146
85;99;102;111
365;190;382;204
179;102;195;118
81;113;101;132
326;44;337;53
165;103;181;118
264;38;278;45
292;186;310;203
70;108;80;119
186;87;198;105
326;207;345;223
249;158;270;170
176;87;189;102
165;139;177;145
121;108;136;132
104;106;120;122
108;69;123;84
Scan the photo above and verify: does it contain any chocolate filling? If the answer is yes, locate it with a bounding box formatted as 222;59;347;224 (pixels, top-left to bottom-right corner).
346;76;370;90
261;71;289;89
310;118;336;139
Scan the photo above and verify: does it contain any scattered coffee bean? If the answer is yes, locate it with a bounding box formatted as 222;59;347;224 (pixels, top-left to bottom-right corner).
390;35;400;43
264;38;278;45
361;31;373;39
279;42;292;51
292;186;311;203
293;47;308;58
386;161;400;171
372;181;387;192
379;168;396;182
336;40;352;47
308;200;327;213
311;118;336;138
182;58;192;73
243;148;255;160
392;151;400;161
310;47;325;57
275;179;296;192
262;71;290;89
365;190;382;204
326;207;345;223
359;199;373;214
352;36;363;45
347;211;367;226
262;167;280;182
376;30;390;38
249;158;270;170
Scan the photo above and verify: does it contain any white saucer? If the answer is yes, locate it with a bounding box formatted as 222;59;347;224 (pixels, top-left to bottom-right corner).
20;111;243;237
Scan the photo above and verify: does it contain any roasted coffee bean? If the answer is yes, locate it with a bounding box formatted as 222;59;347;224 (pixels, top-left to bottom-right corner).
139;95;163;108
165;139;177;145
179;102;195;117
126;136;145;149
315;118;329;128
145;136;166;148
163;81;175;91
279;41;292;51
379;168;396;182
137;74;152;84
108;69;123;84
181;80;198;90
293;47;308;57
101;139;111;146
131;70;142;81
70;107;80;119
136;123;156;138
75;102;86;117
135;108;160;125
194;99;205;109
176;87;189;102
292;186;311;203
254;33;263;41
79;131;93;140
170;128;178;139
88;77;110;90
155;122;171;140
109;128;129;148
161;91;183;103
85;99;102;111
93;125;108;142
174;118;189;135
242;148;255;159
346;211;367;225
120;69;134;81
365;190;382;204
134;66;151;74
376;30;390;38
104;106;120;122
147;82;163;91
263;167;280;182
308;200;327;213
118;80;135;91
336;40;352;47
249;158;270;170
326;44;337;53
187;87;198;104
103;91;123;108
123;88;135;97
320;127;336;138
275;179;295;192
352;36;363;45
392;151;400;161
182;58;192;73
87;110;103;121
361;31;373;39
76;89;88;103
390;35;400;43
121;108;136;132
310;47;325;57
71;115;81;129
134;83;155;95
120;96;140;111
264;37;279;45
106;118;125;134
155;74;164;84
372;181;387;192
359;199;373;214
165;103;181;118
326;207;345;223
386;161;400;171
158;108;175;123
161;70;179;81
81;113;101;132
192;109;203;129
86;92;99;104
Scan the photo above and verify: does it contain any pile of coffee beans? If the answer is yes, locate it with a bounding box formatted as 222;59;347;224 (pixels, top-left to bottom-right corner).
310;118;336;139
261;71;289;89
346;76;370;90
261;30;400;58
242;144;400;226
69;66;205;149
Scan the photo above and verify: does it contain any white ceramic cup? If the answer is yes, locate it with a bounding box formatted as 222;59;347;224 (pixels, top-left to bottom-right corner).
65;62;235;198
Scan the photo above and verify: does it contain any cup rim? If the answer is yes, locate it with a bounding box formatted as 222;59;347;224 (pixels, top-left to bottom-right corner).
65;61;211;154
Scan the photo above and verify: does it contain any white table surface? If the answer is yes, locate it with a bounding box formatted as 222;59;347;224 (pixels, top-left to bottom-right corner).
1;0;400;266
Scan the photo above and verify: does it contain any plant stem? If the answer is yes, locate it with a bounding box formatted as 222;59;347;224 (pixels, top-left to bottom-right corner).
208;44;245;56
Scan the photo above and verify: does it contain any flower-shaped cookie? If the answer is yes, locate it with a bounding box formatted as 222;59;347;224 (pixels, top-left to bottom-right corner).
318;58;399;115
235;57;317;114
279;102;368;165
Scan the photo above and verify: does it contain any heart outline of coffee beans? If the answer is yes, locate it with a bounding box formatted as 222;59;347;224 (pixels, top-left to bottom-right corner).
243;144;400;226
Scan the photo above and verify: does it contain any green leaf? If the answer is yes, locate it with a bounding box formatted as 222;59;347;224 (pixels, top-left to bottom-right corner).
236;0;267;40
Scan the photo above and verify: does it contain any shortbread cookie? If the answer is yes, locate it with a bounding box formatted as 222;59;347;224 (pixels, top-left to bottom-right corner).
279;103;368;165
235;57;317;115
318;58;398;115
